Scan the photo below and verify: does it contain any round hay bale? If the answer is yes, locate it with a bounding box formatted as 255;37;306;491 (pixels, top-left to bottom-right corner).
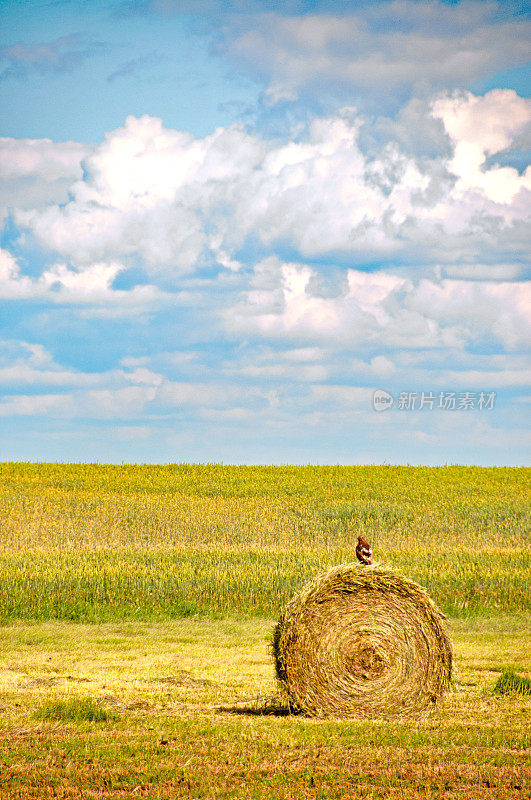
273;563;452;718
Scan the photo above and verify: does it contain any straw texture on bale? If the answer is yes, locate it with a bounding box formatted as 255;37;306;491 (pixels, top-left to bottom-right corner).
273;563;452;718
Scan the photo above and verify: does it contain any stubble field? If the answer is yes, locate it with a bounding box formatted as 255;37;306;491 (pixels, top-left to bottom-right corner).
0;463;529;798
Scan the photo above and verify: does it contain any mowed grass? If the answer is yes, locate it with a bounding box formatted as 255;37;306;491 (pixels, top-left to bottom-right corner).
0;616;529;799
0;463;529;620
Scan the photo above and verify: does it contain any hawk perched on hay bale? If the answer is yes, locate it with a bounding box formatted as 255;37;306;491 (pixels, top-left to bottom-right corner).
356;536;373;565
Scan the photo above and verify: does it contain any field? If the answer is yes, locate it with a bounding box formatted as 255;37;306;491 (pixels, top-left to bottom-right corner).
0;463;530;798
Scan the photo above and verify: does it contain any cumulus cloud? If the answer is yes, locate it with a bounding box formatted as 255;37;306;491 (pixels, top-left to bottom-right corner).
0;137;88;213
432;89;531;204
17;115;265;271
0;248;34;297
0;137;87;183
226;258;531;351
409;277;531;351
13;90;530;278
0;247;167;314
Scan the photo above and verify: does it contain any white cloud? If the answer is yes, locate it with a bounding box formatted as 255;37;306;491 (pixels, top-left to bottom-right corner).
409;278;531;351
0;248;34;297
310;384;373;409
0;137;88;212
0;393;75;417
442;264;525;281
0;378;271;420
0;247;169;314
41;261;123;294
0;339;132;390
0;363;98;388
217;3;530;103
0;340;271;421
14;91;529;276
0;137;87;182
430;369;530;389
0;337;528;466
432;89;531;204
17;115;265;271
0;386;157;419
349;353;529;390
226;258;531;351
225;345;328;382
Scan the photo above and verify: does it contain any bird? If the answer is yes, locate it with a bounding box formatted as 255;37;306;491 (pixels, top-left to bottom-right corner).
356;535;373;565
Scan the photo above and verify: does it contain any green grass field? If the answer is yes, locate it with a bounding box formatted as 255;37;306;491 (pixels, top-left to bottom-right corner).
0;463;529;798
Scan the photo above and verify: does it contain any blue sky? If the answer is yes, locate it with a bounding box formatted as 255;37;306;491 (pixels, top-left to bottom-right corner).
0;0;530;465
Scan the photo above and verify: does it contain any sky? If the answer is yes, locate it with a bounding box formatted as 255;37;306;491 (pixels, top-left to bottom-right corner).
0;0;530;466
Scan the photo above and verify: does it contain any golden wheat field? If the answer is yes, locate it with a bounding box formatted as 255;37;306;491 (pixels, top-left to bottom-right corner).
0;462;529;620
0;462;530;799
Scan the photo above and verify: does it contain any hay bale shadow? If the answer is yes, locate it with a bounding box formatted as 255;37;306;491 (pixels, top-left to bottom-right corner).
217;694;302;717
